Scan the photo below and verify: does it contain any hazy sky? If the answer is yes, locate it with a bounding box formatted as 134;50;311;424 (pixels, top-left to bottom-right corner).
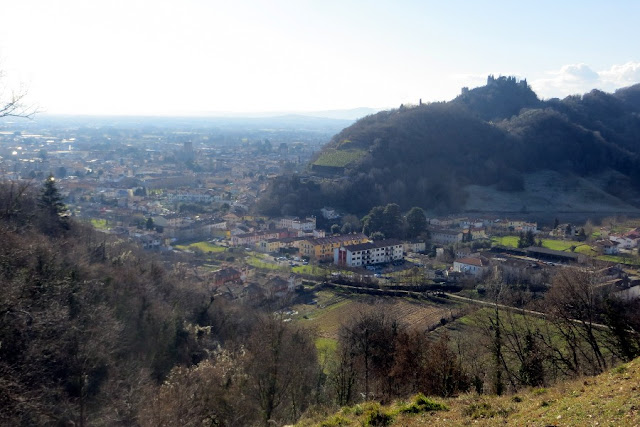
1;0;639;116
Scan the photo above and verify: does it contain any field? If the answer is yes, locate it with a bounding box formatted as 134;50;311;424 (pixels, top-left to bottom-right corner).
246;254;286;270
175;241;226;253
492;235;595;254
596;254;640;266
312;149;366;167
296;291;456;340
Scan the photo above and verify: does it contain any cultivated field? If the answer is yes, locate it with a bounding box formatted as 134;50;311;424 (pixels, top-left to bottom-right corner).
296;291;458;340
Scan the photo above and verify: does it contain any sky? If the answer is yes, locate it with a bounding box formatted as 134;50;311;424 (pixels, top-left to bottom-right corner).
1;0;640;116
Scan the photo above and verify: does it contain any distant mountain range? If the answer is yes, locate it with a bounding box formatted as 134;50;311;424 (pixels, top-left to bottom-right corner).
258;77;640;219
25;107;380;131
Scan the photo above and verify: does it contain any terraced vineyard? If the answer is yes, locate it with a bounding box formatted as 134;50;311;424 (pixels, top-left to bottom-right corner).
297;292;457;339
312;148;367;167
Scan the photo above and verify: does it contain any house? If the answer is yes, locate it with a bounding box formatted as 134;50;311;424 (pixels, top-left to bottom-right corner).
265;275;299;298
430;229;464;245
403;240;426;253
231;228;290;247
298;233;369;261
595;239;619;255
258;238;283;253
453;257;490;276
279;216;316;231
334;239;404;267
469;227;488;239
212;267;242;287
609;234;637;249
429;217;456;227
321;207;340;220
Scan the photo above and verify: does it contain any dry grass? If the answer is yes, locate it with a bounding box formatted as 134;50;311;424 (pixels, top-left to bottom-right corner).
299;295;452;340
298;358;640;426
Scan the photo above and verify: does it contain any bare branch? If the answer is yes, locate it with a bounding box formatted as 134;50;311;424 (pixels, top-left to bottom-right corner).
1;78;38;119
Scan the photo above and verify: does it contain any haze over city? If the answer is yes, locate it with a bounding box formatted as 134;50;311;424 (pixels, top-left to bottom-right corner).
2;0;640;116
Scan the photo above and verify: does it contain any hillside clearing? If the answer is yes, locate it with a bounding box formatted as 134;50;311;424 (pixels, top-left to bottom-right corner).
312;149;367;167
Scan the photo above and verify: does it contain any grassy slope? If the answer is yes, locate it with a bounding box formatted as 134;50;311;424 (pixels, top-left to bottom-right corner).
298;357;640;426
312;149;367;167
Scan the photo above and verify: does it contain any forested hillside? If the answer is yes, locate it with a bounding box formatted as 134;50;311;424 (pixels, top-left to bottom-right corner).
258;78;640;217
0;180;319;426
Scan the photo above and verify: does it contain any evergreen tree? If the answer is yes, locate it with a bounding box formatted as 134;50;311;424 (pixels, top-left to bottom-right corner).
38;175;69;234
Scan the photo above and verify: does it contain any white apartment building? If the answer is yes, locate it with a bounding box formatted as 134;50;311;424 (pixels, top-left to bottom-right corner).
334;239;404;267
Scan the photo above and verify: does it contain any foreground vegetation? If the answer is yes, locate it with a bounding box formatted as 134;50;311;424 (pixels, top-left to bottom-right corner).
298;357;640;426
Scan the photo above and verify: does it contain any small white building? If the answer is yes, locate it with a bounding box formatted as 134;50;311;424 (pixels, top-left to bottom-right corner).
453;257;490;276
321;207;340;220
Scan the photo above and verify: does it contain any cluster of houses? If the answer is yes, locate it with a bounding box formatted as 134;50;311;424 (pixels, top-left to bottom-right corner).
209;266;302;302
428;217;536;245
594;228;640;255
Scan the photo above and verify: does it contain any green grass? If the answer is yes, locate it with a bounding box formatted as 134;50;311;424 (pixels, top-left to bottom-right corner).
90;218;109;230
492;235;596;254
574;244;597;256
541;239;582;251
292;264;327;276
175;241;226;253
491;235;520;247
313;149;366;168
596;255;640;265
246;255;287;270
316;337;338;369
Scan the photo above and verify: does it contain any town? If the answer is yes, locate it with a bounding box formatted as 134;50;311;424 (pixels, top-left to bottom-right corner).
2;118;639;310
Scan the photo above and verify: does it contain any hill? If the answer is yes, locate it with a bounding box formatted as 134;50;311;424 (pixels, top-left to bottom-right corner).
297;356;640;426
258;78;640;218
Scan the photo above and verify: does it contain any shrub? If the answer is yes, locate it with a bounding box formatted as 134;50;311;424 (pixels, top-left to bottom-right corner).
398;393;449;414
362;404;394;426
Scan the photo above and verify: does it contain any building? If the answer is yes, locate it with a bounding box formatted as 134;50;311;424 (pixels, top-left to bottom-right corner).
403;240;426;253
231;228;290;247
430;229;464;245
279;216;316;231
453;257;490;276
321;207;340;220
299;233;369;261
258;238;283;253
595;239;619;255
334;239;404;267
212;267;242;287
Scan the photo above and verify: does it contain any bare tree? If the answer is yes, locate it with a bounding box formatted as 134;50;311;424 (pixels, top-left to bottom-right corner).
1;70;37;119
544;268;608;375
246;315;318;426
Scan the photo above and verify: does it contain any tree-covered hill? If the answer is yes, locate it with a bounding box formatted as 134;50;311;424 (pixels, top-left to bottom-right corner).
258;78;640;217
